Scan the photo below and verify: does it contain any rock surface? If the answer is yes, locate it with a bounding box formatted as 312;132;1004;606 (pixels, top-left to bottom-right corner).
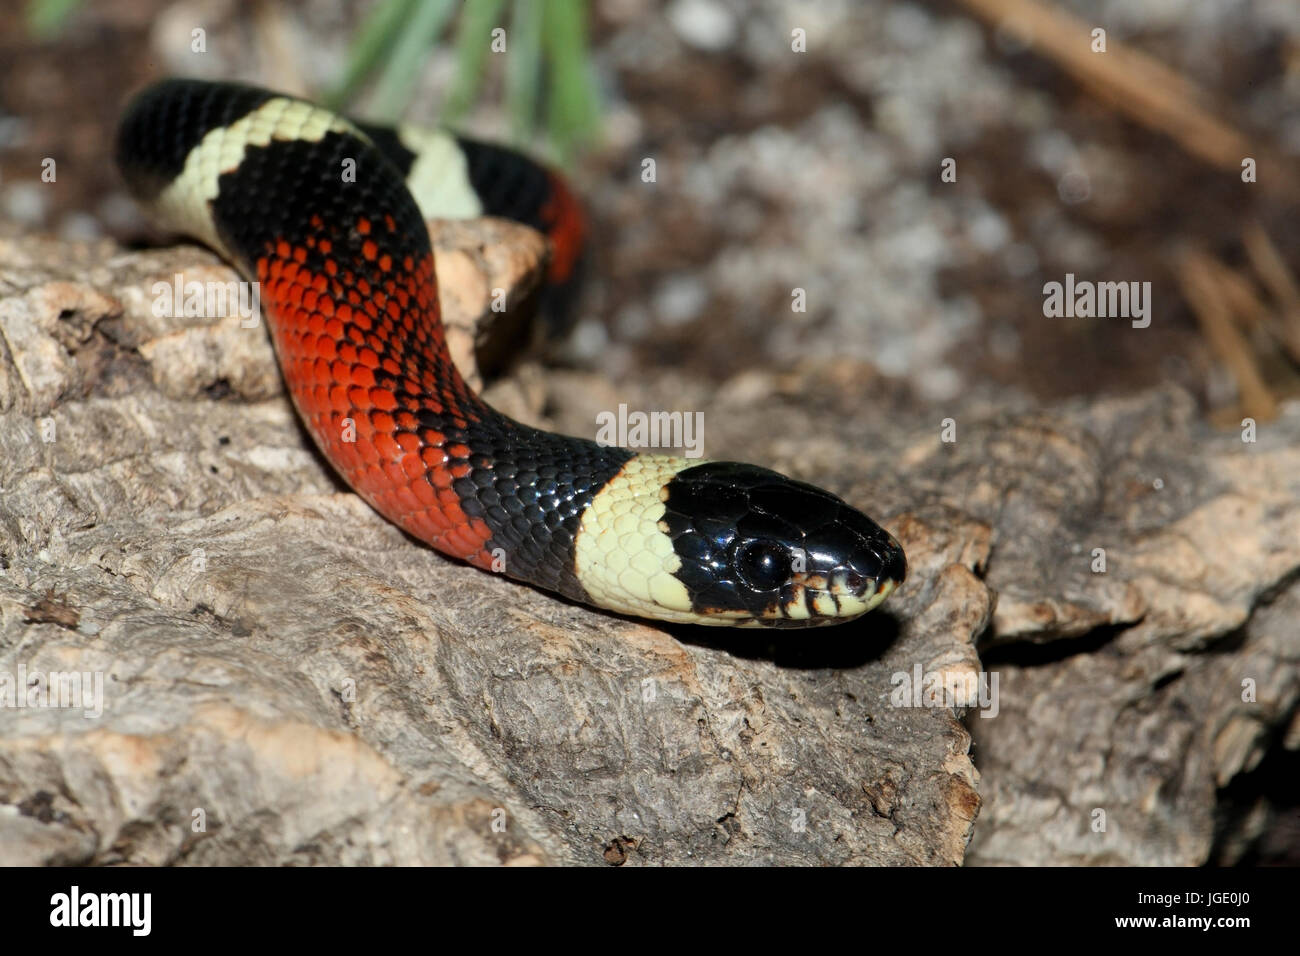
1;223;1295;866
0;223;981;865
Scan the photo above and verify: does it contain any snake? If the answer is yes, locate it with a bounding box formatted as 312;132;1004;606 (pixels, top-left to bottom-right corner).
115;79;906;628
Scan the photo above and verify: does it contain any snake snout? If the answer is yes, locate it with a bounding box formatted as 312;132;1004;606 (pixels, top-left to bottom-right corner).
874;533;907;588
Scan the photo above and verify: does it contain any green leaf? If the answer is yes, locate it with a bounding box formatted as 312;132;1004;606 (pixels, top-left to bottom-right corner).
325;0;418;110
327;0;601;163
369;0;459;122
504;0;544;144
543;0;601;163
25;0;83;39
442;0;509;125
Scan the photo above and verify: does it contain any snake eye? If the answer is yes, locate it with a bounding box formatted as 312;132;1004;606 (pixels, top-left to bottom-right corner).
735;540;792;592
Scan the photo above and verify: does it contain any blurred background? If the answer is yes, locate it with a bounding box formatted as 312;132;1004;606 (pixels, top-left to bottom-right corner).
2;0;1298;425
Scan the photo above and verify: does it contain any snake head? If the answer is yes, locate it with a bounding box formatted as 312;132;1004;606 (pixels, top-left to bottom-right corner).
574;456;905;628
660;462;906;627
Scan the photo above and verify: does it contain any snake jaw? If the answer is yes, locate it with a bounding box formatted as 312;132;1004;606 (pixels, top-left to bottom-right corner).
790;564;902;619
773;559;902;625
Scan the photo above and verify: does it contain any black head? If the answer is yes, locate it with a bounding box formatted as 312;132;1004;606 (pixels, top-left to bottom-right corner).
660;462;906;627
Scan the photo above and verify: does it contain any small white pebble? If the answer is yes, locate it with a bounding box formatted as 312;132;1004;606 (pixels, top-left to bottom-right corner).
667;0;737;51
567;317;609;363
653;275;708;326
3;182;49;225
60;212;103;241
1057;170;1091;204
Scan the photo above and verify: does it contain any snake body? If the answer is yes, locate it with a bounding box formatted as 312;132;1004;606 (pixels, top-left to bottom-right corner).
115;79;905;627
